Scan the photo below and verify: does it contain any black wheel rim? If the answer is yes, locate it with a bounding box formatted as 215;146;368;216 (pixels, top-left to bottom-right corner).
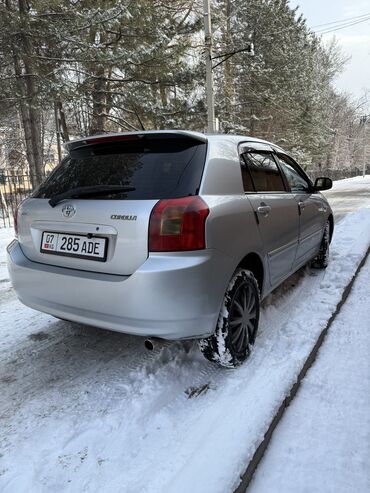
229;282;258;354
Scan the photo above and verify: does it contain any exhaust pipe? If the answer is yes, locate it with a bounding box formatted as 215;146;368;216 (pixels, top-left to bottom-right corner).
144;338;154;351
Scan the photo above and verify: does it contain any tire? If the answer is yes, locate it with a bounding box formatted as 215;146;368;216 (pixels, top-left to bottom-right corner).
311;221;330;269
199;269;260;368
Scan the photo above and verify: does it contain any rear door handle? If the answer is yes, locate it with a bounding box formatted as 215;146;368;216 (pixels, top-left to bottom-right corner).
298;201;306;210
257;205;271;215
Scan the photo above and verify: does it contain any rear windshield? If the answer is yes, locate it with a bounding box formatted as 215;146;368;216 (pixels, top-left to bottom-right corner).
34;137;207;200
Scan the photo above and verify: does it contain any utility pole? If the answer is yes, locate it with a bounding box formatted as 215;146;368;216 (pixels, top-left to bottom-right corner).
203;0;216;133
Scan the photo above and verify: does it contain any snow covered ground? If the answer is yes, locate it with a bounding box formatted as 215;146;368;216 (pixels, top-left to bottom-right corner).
249;256;370;493
0;178;370;493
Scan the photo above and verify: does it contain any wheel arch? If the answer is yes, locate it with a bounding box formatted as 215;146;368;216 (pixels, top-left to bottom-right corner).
237;252;265;295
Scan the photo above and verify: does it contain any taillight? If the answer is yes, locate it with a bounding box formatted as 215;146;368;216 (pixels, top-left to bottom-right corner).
13;199;26;237
149;196;209;251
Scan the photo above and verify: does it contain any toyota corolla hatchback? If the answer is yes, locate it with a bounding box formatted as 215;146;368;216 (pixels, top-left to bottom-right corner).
7;131;333;367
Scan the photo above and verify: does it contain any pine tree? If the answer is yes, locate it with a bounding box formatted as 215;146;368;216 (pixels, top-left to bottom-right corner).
0;0;366;179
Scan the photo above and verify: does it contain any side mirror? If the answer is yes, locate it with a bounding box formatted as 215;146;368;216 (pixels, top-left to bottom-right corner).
314;176;332;191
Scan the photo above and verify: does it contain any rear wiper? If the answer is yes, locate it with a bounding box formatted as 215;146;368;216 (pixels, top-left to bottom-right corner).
48;185;136;207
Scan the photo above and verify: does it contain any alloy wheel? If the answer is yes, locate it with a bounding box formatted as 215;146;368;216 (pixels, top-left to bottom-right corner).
229;282;258;354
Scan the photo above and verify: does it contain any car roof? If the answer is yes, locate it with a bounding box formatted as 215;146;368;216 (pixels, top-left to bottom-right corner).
65;130;287;154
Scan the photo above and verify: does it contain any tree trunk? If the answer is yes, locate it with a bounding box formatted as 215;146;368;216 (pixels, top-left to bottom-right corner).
11;0;44;188
223;0;233;126
56;101;70;142
89;64;108;135
13;55;43;188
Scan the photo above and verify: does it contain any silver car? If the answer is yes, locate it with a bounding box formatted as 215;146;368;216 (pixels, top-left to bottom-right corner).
7;131;333;367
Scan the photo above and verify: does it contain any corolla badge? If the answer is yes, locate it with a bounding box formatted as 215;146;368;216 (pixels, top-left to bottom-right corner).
62;204;76;218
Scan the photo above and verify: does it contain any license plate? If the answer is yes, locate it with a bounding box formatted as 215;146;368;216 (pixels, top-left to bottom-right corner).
40;232;108;261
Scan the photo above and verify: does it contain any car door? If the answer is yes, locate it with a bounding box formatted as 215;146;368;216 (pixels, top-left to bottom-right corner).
240;145;300;287
275;153;327;265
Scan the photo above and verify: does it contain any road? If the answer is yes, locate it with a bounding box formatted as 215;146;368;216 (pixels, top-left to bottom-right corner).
322;175;370;221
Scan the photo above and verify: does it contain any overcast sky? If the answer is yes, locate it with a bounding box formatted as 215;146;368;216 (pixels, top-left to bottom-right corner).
289;0;370;103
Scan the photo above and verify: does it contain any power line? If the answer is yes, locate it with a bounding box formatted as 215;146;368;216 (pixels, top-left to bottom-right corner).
311;11;370;29
213;7;370;42
314;15;370;35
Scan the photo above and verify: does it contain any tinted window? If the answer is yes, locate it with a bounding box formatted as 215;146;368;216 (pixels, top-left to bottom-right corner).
240;158;255;192
276;154;310;192
242;152;286;192
34;138;207;200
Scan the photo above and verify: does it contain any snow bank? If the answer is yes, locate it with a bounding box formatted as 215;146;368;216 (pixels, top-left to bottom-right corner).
328;174;370;190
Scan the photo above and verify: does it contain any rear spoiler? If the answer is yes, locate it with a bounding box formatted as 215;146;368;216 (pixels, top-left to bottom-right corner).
65;130;207;153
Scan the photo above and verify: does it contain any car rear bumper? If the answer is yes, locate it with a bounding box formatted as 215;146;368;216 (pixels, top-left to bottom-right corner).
7;240;234;340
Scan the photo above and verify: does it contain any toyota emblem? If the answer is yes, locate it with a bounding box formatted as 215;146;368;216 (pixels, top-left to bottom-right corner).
62;204;76;218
